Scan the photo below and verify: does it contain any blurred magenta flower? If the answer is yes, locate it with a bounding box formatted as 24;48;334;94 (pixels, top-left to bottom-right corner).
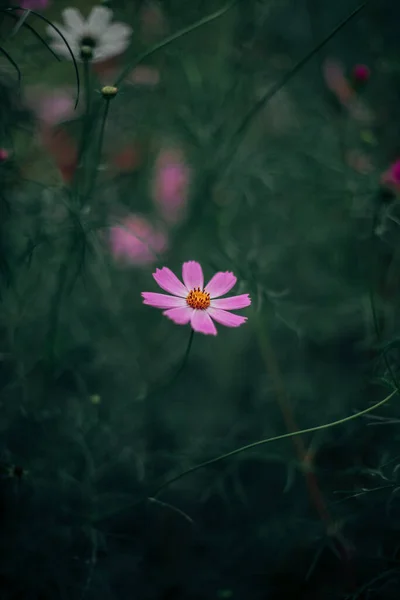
381;159;400;191
109;215;168;266
0;149;9;162
128;65;160;87
18;0;49;8
111;144;143;173
322;58;373;123
140;1;167;41
142;261;251;336
40;127;78;183
25;86;78;126
352;64;371;83
152;147;191;224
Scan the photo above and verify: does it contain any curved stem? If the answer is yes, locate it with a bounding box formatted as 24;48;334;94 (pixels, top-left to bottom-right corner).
142;328;195;402
151;387;398;498
218;0;369;178
114;0;239;88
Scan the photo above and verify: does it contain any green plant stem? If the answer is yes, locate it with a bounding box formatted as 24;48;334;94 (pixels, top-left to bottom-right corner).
84;98;110;203
218;0;370;178
113;0;239;88
151;388;398;498
141;328;195;403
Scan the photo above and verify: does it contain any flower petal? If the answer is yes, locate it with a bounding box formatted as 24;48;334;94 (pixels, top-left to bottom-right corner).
207;307;247;328
93;42;129;62
62;8;85;34
102;23;132;42
46;23;77;45
49;41;80;60
142;292;186;309
210;294;251;310
163;306;193;325
153;267;188;297
86;6;113;36
182;261;203;290
191;310;217;336
205;271;237;298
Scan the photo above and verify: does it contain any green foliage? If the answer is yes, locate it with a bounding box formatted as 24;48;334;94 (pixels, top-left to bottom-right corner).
1;1;400;598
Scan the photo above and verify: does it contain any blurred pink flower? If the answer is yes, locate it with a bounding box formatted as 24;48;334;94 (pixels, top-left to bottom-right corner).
322;58;373;124
352;64;370;83
152;148;191;224
18;0;49;9
25;86;79;126
109;215;168;265
140;1;167;41
0;149;9;162
381;159;400;191
346;150;374;175
142;261;251;336
128;65;160;87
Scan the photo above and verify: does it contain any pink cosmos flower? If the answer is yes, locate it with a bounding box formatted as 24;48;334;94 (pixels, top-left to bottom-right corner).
142;261;251;336
152;147;191;224
0;149;9;162
18;0;49;9
25;86;79;126
109;215;168;266
322;58;373;124
352;64;370;83
381;159;400;192
140;1;167;41
128;65;160;87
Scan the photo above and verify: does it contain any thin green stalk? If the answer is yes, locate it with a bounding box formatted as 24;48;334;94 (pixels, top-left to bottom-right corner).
219;0;370;177
113;0;239;88
84;98;110;203
141;328;195;402
151;388;398;498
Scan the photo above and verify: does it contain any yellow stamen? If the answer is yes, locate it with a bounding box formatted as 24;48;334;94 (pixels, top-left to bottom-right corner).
186;287;210;310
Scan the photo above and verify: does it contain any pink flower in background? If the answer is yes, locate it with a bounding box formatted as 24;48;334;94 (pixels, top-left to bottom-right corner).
25;86;78;126
323;58;354;105
18;0;49;9
152;148;191;224
322;58;373;124
346;150;374;175
142;261;251;336
352;64;371;83
140;1;167;41
381;159;400;192
111;144;143;173
128;65;160;87
109;215;168;266
40;127;78;183
0;149;9;162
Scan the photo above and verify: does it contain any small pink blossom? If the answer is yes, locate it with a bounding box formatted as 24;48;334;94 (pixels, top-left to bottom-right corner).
140;1;167;41
381;159;400;192
25;86;79;126
142;261;251;336
352;64;370;83
152;148;191;224
18;0;49;9
128;65;160;87
0;149;9;162
322;58;373;124
109;215;168;266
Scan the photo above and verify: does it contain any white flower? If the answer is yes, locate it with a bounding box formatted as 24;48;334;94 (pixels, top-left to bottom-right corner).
46;6;132;62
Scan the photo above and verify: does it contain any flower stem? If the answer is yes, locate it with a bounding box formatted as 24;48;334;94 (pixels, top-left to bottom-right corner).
150;388;397;498
218;0;369;178
114;0;239;88
84;97;110;204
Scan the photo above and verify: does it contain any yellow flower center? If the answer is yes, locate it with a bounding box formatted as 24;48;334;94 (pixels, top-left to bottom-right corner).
186;287;210;310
